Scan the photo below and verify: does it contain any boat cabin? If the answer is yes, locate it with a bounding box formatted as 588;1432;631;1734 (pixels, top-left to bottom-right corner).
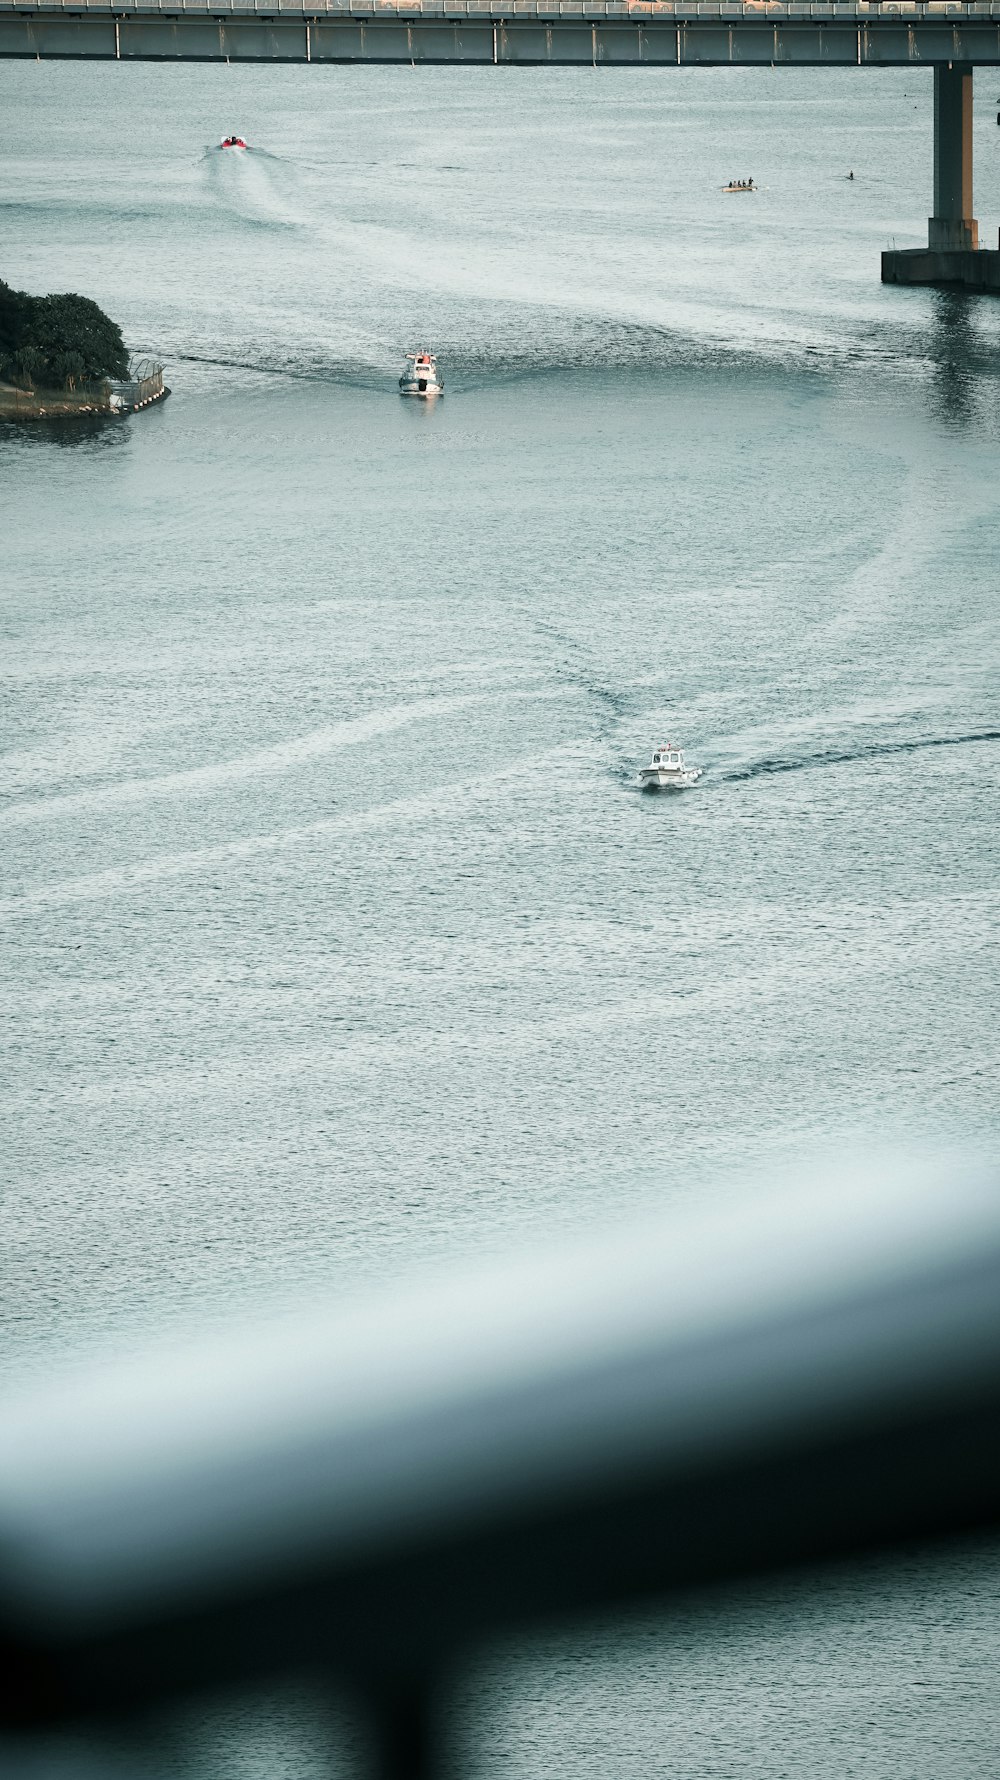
399;351;442;395
650;747;683;769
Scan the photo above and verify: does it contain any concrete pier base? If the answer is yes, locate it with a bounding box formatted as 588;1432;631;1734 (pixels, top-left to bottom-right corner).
882;248;1000;291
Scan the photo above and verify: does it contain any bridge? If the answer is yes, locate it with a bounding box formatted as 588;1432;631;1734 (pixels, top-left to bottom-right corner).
2;0;998;285
3;0;1000;66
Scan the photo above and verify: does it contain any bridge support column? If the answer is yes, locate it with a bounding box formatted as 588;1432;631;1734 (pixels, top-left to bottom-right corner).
929;63;978;251
881;61;1000;289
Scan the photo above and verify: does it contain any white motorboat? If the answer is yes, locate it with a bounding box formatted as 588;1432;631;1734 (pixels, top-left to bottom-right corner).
638;743;702;791
399;351;443;398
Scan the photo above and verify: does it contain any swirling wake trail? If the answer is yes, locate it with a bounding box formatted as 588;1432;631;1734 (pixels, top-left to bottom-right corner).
714;728;1000;784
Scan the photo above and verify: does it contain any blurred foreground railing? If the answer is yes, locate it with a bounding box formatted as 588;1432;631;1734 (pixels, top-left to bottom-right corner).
1;1169;999;1777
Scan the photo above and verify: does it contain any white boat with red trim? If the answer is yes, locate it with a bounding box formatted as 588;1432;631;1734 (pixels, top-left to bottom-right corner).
638;743;702;791
399;352;443;397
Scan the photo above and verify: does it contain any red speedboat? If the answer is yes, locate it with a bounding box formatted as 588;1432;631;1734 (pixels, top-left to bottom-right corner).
220;136;248;150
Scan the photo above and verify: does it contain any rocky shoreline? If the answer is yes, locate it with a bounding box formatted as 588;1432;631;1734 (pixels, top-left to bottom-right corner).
0;380;110;419
0;376;169;422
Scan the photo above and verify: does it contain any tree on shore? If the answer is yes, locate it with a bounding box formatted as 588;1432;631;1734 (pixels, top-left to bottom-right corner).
0;279;128;390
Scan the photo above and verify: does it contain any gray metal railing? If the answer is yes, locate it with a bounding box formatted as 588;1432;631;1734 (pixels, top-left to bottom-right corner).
107;357;166;412
1;1166;999;1777
6;0;1000;14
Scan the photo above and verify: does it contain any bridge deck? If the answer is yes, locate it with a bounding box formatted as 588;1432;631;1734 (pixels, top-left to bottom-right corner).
3;0;1000;61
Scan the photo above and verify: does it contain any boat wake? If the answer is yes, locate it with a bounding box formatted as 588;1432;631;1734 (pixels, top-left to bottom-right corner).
0;695;490;829
172;351;388;392
529;618;630;732
0;742;574;913
714;727;1000;784
203;146;305;231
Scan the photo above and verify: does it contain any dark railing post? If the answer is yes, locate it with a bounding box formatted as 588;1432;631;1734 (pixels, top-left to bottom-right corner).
365;1679;444;1780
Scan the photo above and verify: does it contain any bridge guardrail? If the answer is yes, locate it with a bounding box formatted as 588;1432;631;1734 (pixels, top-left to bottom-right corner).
5;0;1000;16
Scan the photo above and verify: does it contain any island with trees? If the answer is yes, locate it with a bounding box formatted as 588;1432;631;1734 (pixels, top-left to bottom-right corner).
0;278;165;419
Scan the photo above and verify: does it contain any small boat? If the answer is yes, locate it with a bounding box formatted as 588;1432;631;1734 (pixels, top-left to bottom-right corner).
220;136;248;150
399;352;443;398
638;743;702;791
722;180;756;193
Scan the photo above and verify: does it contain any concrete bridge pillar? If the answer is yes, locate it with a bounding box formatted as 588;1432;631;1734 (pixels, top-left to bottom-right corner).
929;63;978;251
882;60;1000;287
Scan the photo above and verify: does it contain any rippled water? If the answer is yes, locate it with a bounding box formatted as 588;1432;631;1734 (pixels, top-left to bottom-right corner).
2;54;999;1780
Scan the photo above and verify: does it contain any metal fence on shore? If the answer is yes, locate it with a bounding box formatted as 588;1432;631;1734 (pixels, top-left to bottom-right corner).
107;357;166;411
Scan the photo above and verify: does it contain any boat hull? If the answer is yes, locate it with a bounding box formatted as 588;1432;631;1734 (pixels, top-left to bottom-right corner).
638;769;700;791
399;382;443;398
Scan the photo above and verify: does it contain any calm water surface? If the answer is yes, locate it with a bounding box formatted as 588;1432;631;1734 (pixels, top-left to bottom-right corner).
1;57;999;1780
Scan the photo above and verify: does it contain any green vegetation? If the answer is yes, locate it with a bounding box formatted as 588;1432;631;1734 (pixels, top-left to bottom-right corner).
0;279;128;392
